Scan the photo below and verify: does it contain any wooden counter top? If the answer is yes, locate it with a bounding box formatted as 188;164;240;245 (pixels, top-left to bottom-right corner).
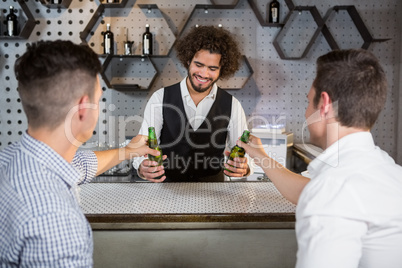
79;182;296;230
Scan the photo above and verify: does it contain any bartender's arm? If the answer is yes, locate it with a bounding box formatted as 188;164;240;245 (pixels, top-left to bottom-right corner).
238;135;310;204
223;98;252;178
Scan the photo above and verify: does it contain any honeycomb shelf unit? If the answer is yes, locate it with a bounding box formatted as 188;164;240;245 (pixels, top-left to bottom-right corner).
100;54;159;91
322;5;391;50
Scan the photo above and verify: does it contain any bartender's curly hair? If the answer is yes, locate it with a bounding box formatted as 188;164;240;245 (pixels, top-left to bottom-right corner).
175;25;241;79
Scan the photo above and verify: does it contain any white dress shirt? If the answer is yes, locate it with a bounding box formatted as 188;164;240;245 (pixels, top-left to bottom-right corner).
296;132;402;268
133;78;250;174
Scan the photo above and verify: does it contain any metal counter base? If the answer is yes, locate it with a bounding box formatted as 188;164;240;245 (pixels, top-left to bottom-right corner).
93;229;297;268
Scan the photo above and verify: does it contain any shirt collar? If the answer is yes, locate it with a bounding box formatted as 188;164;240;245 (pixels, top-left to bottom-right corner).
307;131;375;177
180;76;218;101
20;132;80;188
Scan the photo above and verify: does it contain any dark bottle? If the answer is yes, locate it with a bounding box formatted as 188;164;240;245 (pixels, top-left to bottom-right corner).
148;127;163;179
268;0;280;23
142;24;153;55
6;6;18;37
103;23;114;55
225;130;250;173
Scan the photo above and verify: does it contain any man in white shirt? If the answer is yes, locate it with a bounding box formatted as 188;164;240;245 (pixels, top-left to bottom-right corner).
239;49;402;267
133;25;251;182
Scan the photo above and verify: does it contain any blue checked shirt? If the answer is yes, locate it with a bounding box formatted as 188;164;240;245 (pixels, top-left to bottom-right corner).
0;132;97;267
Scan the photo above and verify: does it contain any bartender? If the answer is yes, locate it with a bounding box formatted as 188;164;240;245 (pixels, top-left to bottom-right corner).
133;25;251;182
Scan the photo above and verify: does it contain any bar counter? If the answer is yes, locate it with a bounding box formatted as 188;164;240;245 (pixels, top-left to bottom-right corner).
79;181;298;268
79;181;296;229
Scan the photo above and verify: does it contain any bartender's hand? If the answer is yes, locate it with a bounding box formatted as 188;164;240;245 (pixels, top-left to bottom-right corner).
138;157;167;183
223;150;250;177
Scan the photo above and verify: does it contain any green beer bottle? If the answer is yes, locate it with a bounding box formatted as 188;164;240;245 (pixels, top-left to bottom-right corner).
225;130;250;173
148;127;163;179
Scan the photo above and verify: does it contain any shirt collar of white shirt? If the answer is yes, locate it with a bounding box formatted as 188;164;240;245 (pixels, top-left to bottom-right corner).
180;77;218;105
307;131;375;177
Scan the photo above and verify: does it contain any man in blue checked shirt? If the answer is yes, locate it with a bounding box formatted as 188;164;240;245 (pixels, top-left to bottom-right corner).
0;40;160;267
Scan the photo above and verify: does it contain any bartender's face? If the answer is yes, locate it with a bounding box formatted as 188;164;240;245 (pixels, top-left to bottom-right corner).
187;49;221;93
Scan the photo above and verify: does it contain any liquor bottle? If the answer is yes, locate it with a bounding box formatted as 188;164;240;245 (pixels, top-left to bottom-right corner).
142;24;153;55
148;127;163;179
103;23;114;55
6;6;18;37
225;130;250;173
268;0;280;23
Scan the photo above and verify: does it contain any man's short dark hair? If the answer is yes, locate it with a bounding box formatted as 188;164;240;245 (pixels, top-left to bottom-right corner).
313;49;387;129
14;40;101;129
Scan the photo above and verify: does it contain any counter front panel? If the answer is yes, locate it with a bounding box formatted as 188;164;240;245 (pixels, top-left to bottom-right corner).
79;182;296;229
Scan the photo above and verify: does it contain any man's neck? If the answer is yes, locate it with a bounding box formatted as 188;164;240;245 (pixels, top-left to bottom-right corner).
27;126;79;163
322;123;369;150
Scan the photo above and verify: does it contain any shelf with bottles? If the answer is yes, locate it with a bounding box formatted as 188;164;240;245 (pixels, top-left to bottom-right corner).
0;0;35;40
38;0;72;9
322;5;390;50
99;0;128;9
81;5;175;57
247;0;294;27
101;55;158;91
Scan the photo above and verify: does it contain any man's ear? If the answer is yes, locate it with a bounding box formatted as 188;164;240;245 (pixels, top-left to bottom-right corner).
77;95;90;121
319;91;332;117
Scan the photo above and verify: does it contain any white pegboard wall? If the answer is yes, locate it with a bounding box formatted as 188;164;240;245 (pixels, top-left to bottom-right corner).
0;0;401;163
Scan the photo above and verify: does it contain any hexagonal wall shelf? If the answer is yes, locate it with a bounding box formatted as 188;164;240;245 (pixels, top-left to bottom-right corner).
101;55;158;91
322;5;390;50
273;6;325;60
0;0;35;40
80;3;175;90
81;4;175;56
247;0;294;27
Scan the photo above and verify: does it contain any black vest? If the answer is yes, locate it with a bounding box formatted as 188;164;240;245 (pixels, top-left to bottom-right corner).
160;82;232;182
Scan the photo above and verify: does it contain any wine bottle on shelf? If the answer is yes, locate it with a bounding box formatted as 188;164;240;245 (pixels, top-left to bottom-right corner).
103;23;114;55
148;127;164;180
6;6;18;37
142;24;153;56
225;130;250;174
268;0;280;23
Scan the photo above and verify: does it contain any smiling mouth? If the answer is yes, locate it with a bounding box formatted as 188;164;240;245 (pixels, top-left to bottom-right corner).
194;75;210;84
